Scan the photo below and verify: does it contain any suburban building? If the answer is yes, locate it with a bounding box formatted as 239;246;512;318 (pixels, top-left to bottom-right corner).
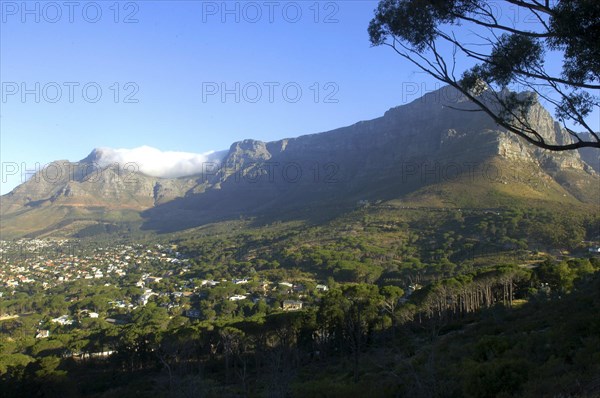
282;300;303;311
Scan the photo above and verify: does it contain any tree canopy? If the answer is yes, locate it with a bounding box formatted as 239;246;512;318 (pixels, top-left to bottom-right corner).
369;0;600;151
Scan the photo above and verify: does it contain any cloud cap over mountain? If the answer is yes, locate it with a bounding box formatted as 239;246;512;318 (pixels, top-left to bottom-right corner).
88;146;227;178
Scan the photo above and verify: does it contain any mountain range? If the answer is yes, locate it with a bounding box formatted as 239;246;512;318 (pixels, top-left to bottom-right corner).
1;86;598;239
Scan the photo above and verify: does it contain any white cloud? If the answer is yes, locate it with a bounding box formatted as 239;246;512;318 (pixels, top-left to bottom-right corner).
94;146;227;178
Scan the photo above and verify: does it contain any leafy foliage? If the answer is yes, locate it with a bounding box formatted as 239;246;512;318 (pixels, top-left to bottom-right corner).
0;202;599;396
369;0;600;150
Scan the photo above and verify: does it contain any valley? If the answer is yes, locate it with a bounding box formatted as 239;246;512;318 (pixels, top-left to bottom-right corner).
1;196;599;396
1;86;599;397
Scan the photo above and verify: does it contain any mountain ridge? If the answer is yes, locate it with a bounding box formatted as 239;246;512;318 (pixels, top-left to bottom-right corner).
1;85;598;238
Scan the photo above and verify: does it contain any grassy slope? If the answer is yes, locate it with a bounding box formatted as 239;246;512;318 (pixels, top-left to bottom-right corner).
0;206;143;239
1;154;597;240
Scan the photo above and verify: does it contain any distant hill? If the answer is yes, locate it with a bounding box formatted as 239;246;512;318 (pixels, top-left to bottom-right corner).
1;86;598;238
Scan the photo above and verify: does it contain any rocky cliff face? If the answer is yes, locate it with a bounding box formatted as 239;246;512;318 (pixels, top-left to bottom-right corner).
140;86;598;231
2;85;597;237
1;158;196;215
209;86;593;187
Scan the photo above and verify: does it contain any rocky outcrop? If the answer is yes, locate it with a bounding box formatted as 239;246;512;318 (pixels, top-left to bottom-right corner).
2;85;597;237
1;158;196;214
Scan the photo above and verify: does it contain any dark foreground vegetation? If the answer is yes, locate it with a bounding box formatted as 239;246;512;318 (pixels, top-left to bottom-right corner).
1;205;599;397
1;258;599;397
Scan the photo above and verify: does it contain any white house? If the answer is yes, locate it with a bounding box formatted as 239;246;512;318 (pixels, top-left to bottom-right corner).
139;289;157;306
52;315;74;326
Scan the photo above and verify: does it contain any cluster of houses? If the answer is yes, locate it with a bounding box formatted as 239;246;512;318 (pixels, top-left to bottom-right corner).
1;239;336;337
35;312;98;339
33;275;330;335
185;279;329;318
0;239;189;290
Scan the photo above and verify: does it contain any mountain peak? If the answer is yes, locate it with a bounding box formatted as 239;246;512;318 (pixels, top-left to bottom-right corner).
80;148;105;164
2;85;597;238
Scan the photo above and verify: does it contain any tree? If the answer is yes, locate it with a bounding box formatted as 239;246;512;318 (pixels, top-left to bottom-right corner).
341;284;382;381
218;327;244;383
369;0;600;151
380;285;404;336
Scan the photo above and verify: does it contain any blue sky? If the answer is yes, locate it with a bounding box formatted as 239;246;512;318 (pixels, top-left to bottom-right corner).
1;1;597;194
